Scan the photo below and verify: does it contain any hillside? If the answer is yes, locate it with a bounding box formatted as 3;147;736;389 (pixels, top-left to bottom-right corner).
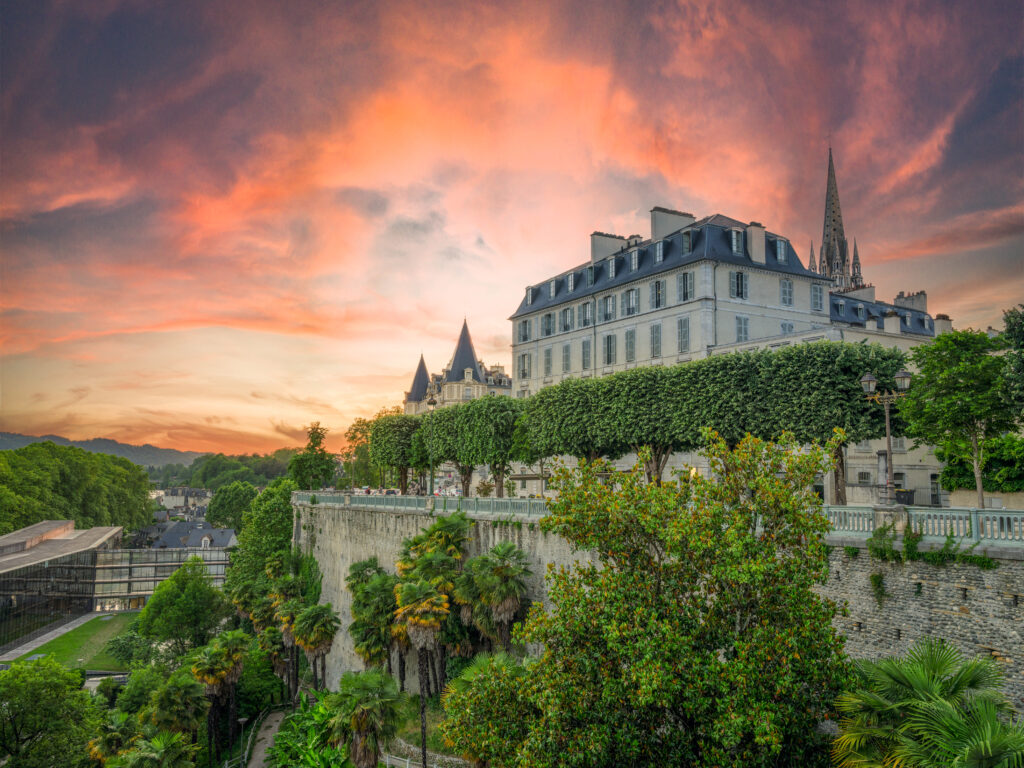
0;432;203;467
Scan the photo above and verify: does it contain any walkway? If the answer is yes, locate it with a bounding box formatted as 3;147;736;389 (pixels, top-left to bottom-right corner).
246;709;286;768
0;613;110;662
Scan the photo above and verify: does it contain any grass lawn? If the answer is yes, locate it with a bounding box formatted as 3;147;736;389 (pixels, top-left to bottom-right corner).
397;695;452;755
16;613;136;671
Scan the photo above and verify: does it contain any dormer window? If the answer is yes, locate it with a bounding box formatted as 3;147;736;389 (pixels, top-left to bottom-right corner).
549;280;556;299
730;230;743;254
586;265;594;287
838;300;845;314
526;287;534;305
856;304;865;320
655;241;664;263
682;231;692;254
568;273;575;292
776;239;787;263
630;250;639;272
608;258;617;279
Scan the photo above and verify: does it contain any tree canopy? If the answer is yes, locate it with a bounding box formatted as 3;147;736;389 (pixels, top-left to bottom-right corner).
137;557;231;655
288;422;338;490
206;480;257;531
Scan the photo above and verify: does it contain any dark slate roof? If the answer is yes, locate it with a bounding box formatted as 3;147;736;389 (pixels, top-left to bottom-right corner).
445;320;485;383
152;521;235;549
184;528;236;548
509;214;819;319
407;355;430;402
829;294;935;336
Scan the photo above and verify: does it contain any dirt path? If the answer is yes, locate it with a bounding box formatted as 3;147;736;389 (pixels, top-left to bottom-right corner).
245;710;286;768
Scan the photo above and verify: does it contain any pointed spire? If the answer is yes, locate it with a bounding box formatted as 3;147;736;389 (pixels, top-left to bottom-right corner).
406;354;430;403
808;240;817;272
822;147;847;259
444;320;485;383
852;239;863;286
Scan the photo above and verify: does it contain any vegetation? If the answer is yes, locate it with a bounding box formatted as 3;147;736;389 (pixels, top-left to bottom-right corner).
325;669;405;768
833;637;1023;767
137;557;232;655
205;480;257;531
266;694;350;767
288;422;339;490
223;477;298;599
0;442;153;535
368;413;421;494
15;612;135;670
1002;304;1024;415
147;448;296;490
937;434;1024;494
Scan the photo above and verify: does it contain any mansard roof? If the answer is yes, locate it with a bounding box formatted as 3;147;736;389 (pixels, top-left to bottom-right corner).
509;214;819;319
406;355;430;403
444;320;485;383
830;294;934;337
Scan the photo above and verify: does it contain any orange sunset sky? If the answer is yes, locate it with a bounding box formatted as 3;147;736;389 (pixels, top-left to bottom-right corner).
2;0;1022;454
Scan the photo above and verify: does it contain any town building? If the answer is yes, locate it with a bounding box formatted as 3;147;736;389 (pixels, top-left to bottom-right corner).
403;320;512;415
508;151;951;506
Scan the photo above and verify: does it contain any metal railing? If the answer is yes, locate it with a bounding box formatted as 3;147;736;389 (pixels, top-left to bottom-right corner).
823;505;875;534
221;703;290;767
293;492;551;518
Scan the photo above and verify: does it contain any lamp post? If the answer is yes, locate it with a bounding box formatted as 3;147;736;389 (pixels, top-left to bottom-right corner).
237;716;249;764
860;369;913;505
427;383;437;498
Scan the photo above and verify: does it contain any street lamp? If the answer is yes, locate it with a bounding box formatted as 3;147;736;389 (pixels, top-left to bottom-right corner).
860;370;913;505
237;716;249;763
427;383;437;498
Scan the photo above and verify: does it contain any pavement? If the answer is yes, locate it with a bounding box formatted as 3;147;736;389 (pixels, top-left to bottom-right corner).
0;613;112;662
246;709;286;768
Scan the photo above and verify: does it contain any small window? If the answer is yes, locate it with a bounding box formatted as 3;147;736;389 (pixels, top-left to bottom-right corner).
894;472;907;488
560;307;574;332
549;280;556;299
780;278;793;306
625;329;636;362
517;320;530;343
623;288;639;316
776;239;787;263
630;250;639;272
586;266;594;287
858;471;872;484
602;295;617;322
543;347;552;376
677;316;690;353
603;334;617;365
651;280;665;309
677;271;695;302
892;436;906;451
811;284;824;311
562;343;571;372
682;231;692;254
541;313;554;337
581;338;591;370
655;241;664;263
608;258;617;279
838;300;845;314
736;316;749;342
518;353;531;380
856;304;865;320
526;287;534;305
729;271;748;300
568;273;575;292
730;229;743;254
580;302;594;327
651;323;662;358
781;321;794;335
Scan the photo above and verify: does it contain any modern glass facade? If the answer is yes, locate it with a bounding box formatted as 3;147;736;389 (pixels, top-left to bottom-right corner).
93;548;228;611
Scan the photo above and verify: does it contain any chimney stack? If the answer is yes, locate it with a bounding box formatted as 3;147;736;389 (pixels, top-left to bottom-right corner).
650;207;696;241
746;221;766;264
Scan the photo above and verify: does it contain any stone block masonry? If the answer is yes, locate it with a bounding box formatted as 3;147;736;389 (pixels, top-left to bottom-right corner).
294;500;1023;709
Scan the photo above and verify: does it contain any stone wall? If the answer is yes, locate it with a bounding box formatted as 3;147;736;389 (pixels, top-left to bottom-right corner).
295;501;1023;708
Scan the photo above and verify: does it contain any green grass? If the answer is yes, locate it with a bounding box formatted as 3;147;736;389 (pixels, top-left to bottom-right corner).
397;695;453;755
16;613;136;671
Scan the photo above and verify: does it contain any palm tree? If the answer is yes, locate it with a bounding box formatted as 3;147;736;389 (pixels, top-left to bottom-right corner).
258;625;289;700
275;596;306;703
213;629;249;748
89;709;138;765
325;669;405;768
293;602;341;690
395;579;449;768
147;674;208;747
192;644;232;766
476;542;531;652
350;572;398;672
111;730;197;768
894;696;1024;767
834;636;1015;768
423;511;473;562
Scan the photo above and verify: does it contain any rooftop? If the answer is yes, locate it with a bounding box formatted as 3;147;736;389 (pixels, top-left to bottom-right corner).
0;521;122;574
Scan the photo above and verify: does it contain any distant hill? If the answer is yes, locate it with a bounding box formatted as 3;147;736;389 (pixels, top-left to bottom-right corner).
0;432;204;467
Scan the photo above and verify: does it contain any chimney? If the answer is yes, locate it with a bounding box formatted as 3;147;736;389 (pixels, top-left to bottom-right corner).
650;207;696;241
883;310;902;334
591;231;627;263
934;314;953;335
893;290;928;313
746;221;766;264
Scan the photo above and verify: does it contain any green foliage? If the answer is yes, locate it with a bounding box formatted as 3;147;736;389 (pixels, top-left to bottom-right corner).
137;557;231;655
143;671;208;737
224;477;297;600
105;618;158;667
236;645;282;718
870;526;998;571
0;656;102;768
869;572;887;605
523;376;626;463
150;448;296;490
368;413;421;494
460;395;524;497
206;480;257;531
97;675;123;707
475;478;494;497
937;434;1024;493
324;670;405;768
116;664;168;714
0;442;152;535
1003;304;1024;415
499;432;849;767
843;546;860;558
268;694;351;767
288;422;338;490
833;636;1021;768
108;729;197;768
867;524;902;563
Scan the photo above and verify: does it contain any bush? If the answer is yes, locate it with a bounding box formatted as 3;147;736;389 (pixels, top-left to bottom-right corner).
475;479;494;498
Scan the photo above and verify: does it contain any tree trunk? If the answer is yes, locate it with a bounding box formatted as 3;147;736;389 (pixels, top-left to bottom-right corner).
418;649;429;768
386;647;393;675
436;645;447;693
207;707;215;768
460;465;473;497
832;443;847;506
399;466;408;495
321;654;327;691
229;685;237;752
494;465;505;498
398;650;406;692
972;434;985;510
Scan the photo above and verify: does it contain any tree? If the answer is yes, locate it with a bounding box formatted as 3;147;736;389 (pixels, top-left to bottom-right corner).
109;731;197;768
224;477;297;603
89;709;138;766
1002;304;1024;417
191;644;232;765
462;396;523;497
137;557;231;655
833;636;1021;768
205;480;257;531
523;376;626;463
116;665;168;715
368;414;421;494
468;542;531;652
325;670;404;768
146;673;208;746
212;630;249;749
293;602;341;690
901;330;1014;508
0;657;101;768
492;432;849;767
289;422;338;490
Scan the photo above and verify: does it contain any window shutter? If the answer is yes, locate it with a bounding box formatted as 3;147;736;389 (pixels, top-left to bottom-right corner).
677;316;689;352
650;282;656;309
729;271;737;298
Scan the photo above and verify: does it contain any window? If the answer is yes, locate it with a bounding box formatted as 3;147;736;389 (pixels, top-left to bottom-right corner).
682;231;692;254
541;313;554;336
730;229;743;254
580;301;594;327
655;241;664;263
838;300;845;314
568;273;575;292
894;472;907;488
625;329;636;362
586;265;594;287
549;280;556;299
780;278;793;306
623;288;639;316
651;280;665;309
651;323;662;358
892;436;906;451
856;304;865;320
630;250;639;272
582;338;592;370
811;284;824;311
560;307;574;332
603;334;617;365
526;287;534;305
677;316;690;352
518;353;531;380
776;239;787;263
608;257;617;279
677;271;695;302
601;295;616;322
517;320;531;342
736;316;749;342
858;471;872;484
781;321;794;334
562;343;571;372
543;347;552;376
729;271;748;299
464;386;473;398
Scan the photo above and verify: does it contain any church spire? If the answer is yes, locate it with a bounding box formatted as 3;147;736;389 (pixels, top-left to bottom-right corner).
852;239;863;286
808;240;817;272
822;146;847;248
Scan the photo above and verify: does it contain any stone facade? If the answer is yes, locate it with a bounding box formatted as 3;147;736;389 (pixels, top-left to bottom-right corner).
294;499;1023;708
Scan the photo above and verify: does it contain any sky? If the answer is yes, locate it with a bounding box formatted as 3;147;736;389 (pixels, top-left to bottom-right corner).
2;0;1022;454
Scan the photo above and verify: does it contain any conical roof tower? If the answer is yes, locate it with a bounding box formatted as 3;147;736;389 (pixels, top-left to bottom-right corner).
406;355;430;404
819;147;851;287
808;240;817;273
444;320;485;383
851;239;863;287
